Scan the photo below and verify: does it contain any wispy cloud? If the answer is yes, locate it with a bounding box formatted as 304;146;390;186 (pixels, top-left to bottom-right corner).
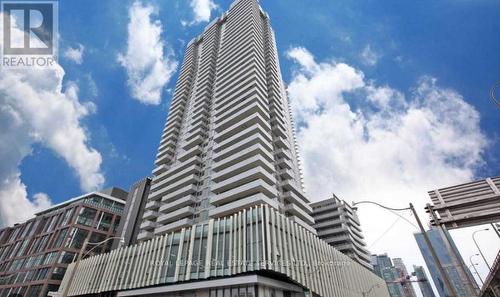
118;1;178;105
183;0;218;26
63;44;85;64
360;44;380;66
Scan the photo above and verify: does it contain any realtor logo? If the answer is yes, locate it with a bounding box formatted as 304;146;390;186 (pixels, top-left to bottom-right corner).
1;1;58;67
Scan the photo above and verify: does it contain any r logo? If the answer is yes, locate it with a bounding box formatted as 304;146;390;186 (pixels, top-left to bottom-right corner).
2;2;55;55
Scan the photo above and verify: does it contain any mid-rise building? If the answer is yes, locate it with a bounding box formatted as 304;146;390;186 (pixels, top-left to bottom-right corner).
413;265;436;297
113;177;152;248
0;188;127;297
392;258;417;297
55;0;390;296
414;228;479;297
311;195;372;269
372;254;406;297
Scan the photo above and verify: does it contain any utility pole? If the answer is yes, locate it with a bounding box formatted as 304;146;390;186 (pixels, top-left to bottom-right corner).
410;203;459;297
426;204;479;297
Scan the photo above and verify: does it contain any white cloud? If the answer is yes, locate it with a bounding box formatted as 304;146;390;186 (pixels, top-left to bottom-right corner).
286;47;491;287
63;44;85;64
0;13;104;227
184;0;218;26
118;1;178;105
360;44;380;66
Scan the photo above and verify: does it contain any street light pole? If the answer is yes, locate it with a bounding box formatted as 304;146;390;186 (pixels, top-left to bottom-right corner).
469;254;484;286
352;201;458;297
61;236;124;297
472;229;491;271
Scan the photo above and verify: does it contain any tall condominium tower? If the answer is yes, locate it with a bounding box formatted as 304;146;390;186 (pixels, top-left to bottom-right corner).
138;0;315;241
392;258;417;297
413;266;437;297
311;195;372;269
56;1;390;296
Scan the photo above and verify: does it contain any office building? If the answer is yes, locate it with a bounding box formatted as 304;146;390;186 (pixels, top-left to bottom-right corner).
113;177;152;248
414;228;479;297
372;254;406;297
311;195;372;269
392;258;417;297
413;265;436;297
0;188;127;297
56;0;390;296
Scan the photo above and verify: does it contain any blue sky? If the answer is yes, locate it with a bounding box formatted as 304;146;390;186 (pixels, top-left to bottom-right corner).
1;0;499;292
17;0;499;201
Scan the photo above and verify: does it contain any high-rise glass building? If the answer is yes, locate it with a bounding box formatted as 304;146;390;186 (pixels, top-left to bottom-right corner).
371;254;405;297
414;228;478;297
56;1;389;296
413;265;436;297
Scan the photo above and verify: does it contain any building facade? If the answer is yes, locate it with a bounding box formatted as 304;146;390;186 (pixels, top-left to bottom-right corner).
413;265;436;297
137;0;316;242
114;178;152;248
392;258;417;297
414;228;479;297
0;188;127;297
310;195;372;269
56;0;390;296
372;254;405;297
59;205;389;297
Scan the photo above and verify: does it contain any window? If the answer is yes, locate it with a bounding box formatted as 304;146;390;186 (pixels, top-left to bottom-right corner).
76;207;97;227
87;233;107;254
53;228;68;248
61;208;75;226
112;217;121;233
27;284;42;297
97;213;113;232
66;228;89;249
58;251;76;264
42;252;58;265
50;267;66;280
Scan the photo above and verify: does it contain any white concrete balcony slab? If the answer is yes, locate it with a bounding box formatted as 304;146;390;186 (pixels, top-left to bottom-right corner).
273;136;289;149
209;193;279;218
212;167;276;193
149;174;200;200
145;200;160;211
153;156;202;184
159;195;196;214
213;142;273;172
137;231;153;241
211;179;277;206
162;184;198;204
274;148;291;160
275;157;292;170
213;121;272;151
281;191;312;214
140;220;158;230
151;164;201;191
157;206;195;224
213;135;273;163
284;204;315;226
154;153;173;167
152;164;167;176
214;101;269;133
142;210;159;220
213;155;274;181
154;218;193;236
277;168;294;180
156;146;175;159
182;134;205;150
